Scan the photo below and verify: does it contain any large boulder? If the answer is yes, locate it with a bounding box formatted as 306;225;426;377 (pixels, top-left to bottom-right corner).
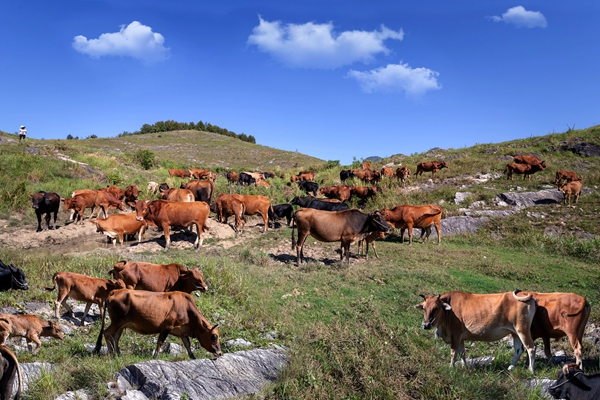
113;347;289;400
441;216;488;236
495;189;563;208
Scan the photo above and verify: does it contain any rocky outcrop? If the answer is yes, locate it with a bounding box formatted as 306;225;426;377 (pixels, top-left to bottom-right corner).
111;347;289;400
494;189;564;207
441;216;488;236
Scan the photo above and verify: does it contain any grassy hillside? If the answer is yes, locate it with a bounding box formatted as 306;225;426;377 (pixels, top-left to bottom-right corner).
0;125;599;399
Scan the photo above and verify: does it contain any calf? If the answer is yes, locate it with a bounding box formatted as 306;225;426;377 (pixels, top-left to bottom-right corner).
0;314;63;355
396;166;410;187
109;261;208;293
124;185;139;202
214;193;246;233
320;186;352;202
147;181;159;194
548;363;600;400
381;167;394;178
89;213;147;245
44;272;126;326
351;186;378;201
29;191;60;232
0;344;22;400
381;204;443;245
225;171;239;184
168;168;191;179
559;180;583;205
290;195;350;212
357;230;385;259
340;169;354;183
269;204;294;228
230;194;272;233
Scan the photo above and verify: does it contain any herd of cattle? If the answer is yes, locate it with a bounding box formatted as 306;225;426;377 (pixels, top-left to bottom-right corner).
3;155;591;398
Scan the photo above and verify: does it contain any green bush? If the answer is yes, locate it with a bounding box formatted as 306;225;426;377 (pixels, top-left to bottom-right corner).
133;149;156;170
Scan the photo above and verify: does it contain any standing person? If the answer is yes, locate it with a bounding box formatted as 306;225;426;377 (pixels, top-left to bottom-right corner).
19;125;27;142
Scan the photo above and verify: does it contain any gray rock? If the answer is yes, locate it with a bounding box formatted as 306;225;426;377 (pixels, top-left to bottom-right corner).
54;389;89;400
468;200;485;209
115;348;289;400
495;189;564;207
526;378;556;399
13;362;55;394
121;390;150;400
572;142;600;157
441;216;488;236
24;147;41;155
225;338;253;348
264;331;279;341
163;342;183;356
454;192;472;205
464;210;517;218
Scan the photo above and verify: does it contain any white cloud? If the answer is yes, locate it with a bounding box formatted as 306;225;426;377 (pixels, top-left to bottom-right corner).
73;21;170;63
489;6;547;28
247;16;404;69
347;62;441;96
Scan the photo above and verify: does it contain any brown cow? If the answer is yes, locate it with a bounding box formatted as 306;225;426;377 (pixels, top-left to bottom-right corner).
352;169;381;184
44;272;126;326
0;314;64;355
351;186;378;201
291;171;315;182
95;289;221;359
0;344;22;400
357;230;385;259
559;180;583;205
226;171;239;184
504;162;546;181
189;168;213;180
88;213;147;245
230;194;272;233
555;170;580;186
514;155;546;168
291;208;390;264
99;185;125;201
381;204;442;245
256;179;272;188
68;189;126;220
396;166;410;187
415;161;448;177
361;161;372;170
214;194;246;233
109;261;208;293
514;290;590;368
133;199;210;250
381;167;394;178
160;187;195;202
181;180;215;204
168;168;191;178
124;185;140;202
319;186;352;202
415;290;537;372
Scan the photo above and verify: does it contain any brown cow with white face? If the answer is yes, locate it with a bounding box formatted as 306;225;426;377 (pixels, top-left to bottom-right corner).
0;314;64;354
381;204;442;245
415;161;448;177
89;213;147;245
415;290;537;372
109;261;208;293
95;289;221;359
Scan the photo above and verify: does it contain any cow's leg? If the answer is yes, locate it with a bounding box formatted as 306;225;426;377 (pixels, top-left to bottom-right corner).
343;241;351;264
36;211;43;232
162;223;171;249
371;242;379;258
180;336;196;359
117;234;124;245
0;330;9;345
513;332;535;373
261;210;268;233
80;302;93;326
52;210;58;229
153;329;171;357
295;230;310;265
28;334;42;355
435;222;442;245
540;336;552;363
104;325;119;354
45;212;52;230
407;224;414;245
193;222;202;250
399;228;405;243
568;334;584;369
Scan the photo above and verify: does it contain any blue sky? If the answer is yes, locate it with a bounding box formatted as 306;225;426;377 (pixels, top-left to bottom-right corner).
2;1;599;165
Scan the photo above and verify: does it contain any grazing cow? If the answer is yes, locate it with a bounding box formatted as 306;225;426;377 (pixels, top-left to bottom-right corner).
381;204;443;245
256;179;271;188
0;314;64;355
109;261;208;293
559;180;583;205
504;162;546;181
225;171;239;184
261;172;276;179
357;230;385;259
239;172;257;186
88;213;147;245
133;199;210;250
67;190;126;220
361;161;372;170
351;186;378;201
513;155;546;167
160;187;195;202
44;272;126;326
168;168;191;179
297;171;316;182
29;191;60;232
381;167;394;178
0;344;22;400
214;194;246;233
290;196;350;212
555;170;580;185
291;208;390;264
147;181;159;194
352;169;380;184
268;204;294;228
188;168;212;180
229;194;272;233
396;166;411;187
99;185;125;201
319;186;352;202
415;290;537;372
415;161;449;177
297;181;319;196
181;180;215;204
0;261;28;292
124;185;139;203
95;289;221;359
158;183;170;193
340;169;354;183
514;291;590;368
548;363;600;400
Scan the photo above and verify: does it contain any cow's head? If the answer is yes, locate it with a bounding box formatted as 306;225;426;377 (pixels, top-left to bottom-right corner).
415;294;450;330
134;200;150;221
197;324;222;357
29;192;46;209
42;320;65;340
116;201;127;212
548;363;587;399
182;268;208;292
368;211;390;233
440;161;449;169
6;263;28;291
61;198;75;210
107;279;127;291
379;208;393;223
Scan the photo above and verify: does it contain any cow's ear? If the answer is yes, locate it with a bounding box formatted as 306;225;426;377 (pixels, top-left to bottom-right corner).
442;302;452;310
127;201;136;208
211;324;219;331
414;303;425;310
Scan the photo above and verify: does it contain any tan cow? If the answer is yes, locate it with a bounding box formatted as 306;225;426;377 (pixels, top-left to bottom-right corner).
168;168;191;179
214;194;246;233
0;344;22;400
381;167;394;178
357;230;385;259
147;181;159;194
99;185;125;201
514;155;546;168
415;290;537;372
319;186;352;202
0;314;64;354
415;161;448;177
88;213;147;245
133;199;210;250
109;261;208;293
555;170;580;186
515;290;590;368
95;289;221;359
381;204;442;245
44;272;126;326
160;187;195;202
559;180;583;205
230;194;272;233
188;168;213;180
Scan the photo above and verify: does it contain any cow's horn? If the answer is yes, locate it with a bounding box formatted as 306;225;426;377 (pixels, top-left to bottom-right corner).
419;294;426;299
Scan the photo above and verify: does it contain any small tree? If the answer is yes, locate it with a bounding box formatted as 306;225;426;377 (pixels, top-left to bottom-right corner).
133;149;156;170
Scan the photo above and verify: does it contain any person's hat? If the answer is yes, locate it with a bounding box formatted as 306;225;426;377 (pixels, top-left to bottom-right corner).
20;125;25;128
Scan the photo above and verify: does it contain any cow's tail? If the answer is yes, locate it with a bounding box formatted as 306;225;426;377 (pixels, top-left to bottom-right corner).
43;273;58;292
291;215;297;250
513;289;533;302
94;298;108;354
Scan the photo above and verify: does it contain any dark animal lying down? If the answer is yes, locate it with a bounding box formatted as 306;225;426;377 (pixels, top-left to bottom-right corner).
548;363;600;400
0;260;28;292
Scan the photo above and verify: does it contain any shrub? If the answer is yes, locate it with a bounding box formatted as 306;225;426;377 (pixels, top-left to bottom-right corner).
133;150;156;170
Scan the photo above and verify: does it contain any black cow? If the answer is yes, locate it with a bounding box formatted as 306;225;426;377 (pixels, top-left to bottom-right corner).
340;169;354;183
548;363;600;399
238;172;256;186
290;196;350;212
261;172;276;180
268;204;294;227
297;181;319;196
158;183;170;193
0;261;28;292
29;191;60;232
